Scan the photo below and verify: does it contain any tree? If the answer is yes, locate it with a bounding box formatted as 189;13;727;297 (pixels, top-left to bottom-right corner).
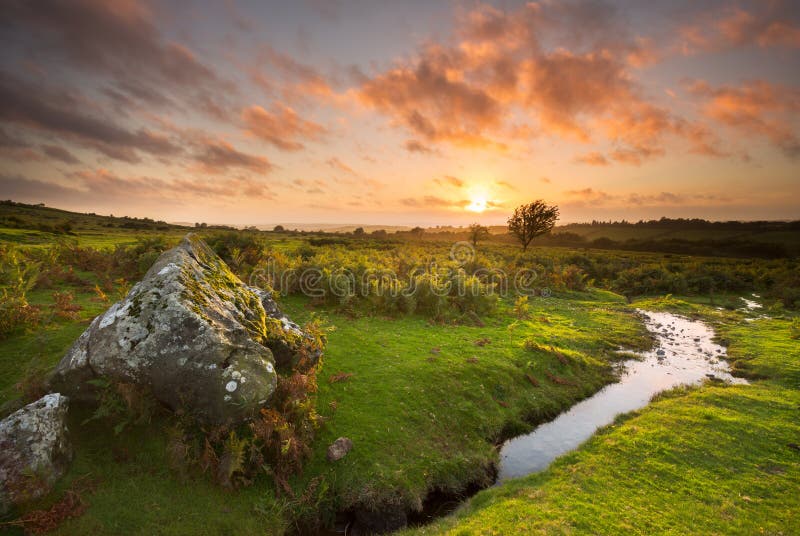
468;223;490;246
353;227;366;237
273;225;285;232
507;200;559;251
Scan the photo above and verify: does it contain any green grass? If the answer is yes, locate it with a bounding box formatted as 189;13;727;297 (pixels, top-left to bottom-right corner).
283;292;648;515
408;305;800;535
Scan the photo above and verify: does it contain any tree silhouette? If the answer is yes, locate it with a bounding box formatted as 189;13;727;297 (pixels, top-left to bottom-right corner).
468;223;490;246
507;200;559;251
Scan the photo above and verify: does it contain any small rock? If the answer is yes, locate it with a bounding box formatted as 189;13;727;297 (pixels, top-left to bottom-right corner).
0;394;72;515
327;437;353;462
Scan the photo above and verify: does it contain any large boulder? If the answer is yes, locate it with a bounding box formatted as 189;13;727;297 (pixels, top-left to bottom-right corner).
0;393;72;515
50;234;315;425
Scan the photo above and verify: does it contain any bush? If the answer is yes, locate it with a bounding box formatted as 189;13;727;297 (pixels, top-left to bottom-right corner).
0;245;41;339
0;291;41;340
514;295;530;319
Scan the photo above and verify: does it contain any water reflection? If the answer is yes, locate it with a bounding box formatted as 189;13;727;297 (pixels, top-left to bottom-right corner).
497;310;747;483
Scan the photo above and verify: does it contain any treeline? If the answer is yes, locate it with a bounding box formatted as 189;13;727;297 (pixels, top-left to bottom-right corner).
533;233;793;259
563;217;800;231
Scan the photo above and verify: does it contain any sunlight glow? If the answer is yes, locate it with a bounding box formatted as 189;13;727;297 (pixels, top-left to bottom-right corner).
466;195;488;213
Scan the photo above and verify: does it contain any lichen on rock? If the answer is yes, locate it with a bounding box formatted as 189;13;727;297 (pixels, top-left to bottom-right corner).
0;393;72;515
49;234;317;425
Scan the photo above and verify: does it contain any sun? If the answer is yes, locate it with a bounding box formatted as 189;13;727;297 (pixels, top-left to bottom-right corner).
466;195;488;213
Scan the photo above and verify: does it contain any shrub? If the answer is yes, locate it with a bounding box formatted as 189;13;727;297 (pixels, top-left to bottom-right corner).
0;245;41;338
514;295;530;319
0;291;41;340
52;291;82;319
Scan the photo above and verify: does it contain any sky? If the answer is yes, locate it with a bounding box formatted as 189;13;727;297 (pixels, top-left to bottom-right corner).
0;0;798;226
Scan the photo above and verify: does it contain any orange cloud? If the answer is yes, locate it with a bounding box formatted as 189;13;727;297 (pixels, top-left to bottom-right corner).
434;175;464;188
242;104;326;151
687;79;800;158
325;157;357;175
355;2;714;164
404;139;437;154
574;152;609;166
193;139;272;174
679;3;800;54
358;47;505;149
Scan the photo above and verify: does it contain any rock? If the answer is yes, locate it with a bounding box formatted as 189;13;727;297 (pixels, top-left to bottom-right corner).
50;234;317;425
327;437;353;462
656;349;666;357
0;394;72;515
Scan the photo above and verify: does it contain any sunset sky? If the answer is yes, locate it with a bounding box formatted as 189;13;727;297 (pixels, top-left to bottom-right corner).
1;0;798;226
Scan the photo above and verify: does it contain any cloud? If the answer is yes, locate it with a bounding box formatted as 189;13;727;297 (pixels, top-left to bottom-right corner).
193;140;272;174
401;196;469;208
41;144;81;164
325;157;357;175
0;173;84;202
687;79;800;158
1;0;233;116
354;1;709;163
1;168;275;207
251;45;335;103
564;187;615;206
0;73;181;163
434;175;464;188
562;187;735;208
495;180;516;189
242;104;326;151
404;139;437;154
678;3;800;54
574;151;609;166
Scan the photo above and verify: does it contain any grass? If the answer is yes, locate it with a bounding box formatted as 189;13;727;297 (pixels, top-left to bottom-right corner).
407;302;800;535
283;292;648;515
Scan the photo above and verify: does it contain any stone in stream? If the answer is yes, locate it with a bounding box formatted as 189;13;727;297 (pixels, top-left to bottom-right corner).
0;394;72;515
50;234;318;425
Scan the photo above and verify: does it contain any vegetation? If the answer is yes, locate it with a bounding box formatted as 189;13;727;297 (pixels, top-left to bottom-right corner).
467;224;489;247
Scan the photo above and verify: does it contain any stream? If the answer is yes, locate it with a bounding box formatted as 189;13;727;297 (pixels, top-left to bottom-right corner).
497;310;747;482
330;310;749;534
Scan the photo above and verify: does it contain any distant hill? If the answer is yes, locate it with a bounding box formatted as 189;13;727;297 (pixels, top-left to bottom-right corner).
0;200;189;233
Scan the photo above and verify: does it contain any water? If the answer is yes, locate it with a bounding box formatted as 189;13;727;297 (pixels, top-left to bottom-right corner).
497;310;748;482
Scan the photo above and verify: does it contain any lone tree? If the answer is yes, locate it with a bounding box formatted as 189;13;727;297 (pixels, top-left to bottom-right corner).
507;200;559;251
468;223;490;246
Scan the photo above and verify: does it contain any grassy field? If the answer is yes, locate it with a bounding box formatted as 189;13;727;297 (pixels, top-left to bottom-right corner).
1;204;798;534
408;303;800;535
